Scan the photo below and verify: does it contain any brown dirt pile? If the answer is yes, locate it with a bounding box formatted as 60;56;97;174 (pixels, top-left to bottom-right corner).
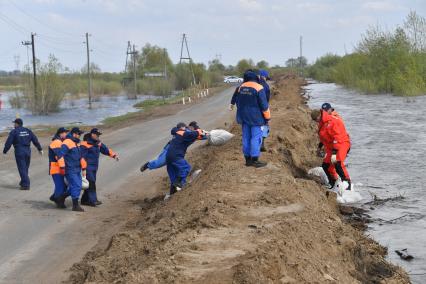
66;77;409;284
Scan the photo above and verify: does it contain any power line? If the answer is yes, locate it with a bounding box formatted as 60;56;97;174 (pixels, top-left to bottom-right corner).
8;0;81;38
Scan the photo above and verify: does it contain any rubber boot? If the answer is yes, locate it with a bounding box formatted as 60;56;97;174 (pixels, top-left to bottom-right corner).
245;156;252;167
345;180;352;191
72;199;84;212
260;139;266;152
140;162;149;172
49;194;56;202
250;157;267;168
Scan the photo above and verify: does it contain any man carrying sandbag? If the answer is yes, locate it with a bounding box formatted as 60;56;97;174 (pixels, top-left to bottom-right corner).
57;127;87;212
165;122;208;200
230;70;270;168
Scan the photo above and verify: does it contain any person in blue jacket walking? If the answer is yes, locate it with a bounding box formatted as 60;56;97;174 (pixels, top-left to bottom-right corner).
80;128;119;207
58;127;87;212
165;122;207;199
258;69;271;152
230;70;271;168
3;118;43;190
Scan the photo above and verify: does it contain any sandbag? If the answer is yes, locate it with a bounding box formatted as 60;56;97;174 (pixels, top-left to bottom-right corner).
208;129;234;146
308;167;329;185
64;176;90;190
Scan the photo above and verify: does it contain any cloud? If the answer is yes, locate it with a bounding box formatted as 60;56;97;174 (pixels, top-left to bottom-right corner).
362;1;405;12
238;0;263;11
297;1;333;13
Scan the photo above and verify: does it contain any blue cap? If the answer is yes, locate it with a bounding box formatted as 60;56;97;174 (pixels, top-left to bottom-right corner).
70;127;84;135
90;128;102;135
56;127;69;135
321;103;332;111
243;70;258;82
13;118;23;126
259;69;269;78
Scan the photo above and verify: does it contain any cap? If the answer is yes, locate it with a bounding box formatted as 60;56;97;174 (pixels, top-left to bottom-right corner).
243;70;258;82
176;122;187;129
321;103;332;111
56;127;69;135
70;127;84;135
90;128;102;136
13;118;23;126
259;69;270;79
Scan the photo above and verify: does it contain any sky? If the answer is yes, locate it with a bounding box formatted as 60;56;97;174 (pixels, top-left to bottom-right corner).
0;0;425;72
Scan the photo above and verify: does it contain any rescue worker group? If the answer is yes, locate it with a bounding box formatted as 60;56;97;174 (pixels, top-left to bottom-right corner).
2;69;351;211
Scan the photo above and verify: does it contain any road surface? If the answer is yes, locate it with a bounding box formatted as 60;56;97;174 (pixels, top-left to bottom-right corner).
0;87;235;283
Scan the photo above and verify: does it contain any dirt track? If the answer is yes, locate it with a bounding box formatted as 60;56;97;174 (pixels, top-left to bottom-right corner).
67;76;409;283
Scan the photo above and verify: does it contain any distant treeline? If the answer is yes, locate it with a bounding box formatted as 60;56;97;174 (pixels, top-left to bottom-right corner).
308;12;426;96
2;42;276;114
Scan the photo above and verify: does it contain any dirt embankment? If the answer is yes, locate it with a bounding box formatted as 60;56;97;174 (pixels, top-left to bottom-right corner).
66;76;409;283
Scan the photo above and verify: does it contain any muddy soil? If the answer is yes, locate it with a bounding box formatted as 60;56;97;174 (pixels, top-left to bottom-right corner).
66;76;409;284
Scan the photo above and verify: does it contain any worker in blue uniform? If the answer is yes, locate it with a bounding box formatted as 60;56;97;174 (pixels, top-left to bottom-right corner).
80;128;119;207
258;69;271;152
3;118;43;190
58;127;87;212
140;121;199;173
229;70;271;168
48;127;69;208
165;122;207;199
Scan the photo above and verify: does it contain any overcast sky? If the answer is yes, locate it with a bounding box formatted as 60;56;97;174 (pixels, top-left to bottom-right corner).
0;0;425;72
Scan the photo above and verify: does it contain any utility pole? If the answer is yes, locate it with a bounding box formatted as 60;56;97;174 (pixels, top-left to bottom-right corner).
132;44;137;99
299;35;303;77
21;33;37;98
85;32;92;109
163;48;168;80
179;33;196;85
31;33;37;96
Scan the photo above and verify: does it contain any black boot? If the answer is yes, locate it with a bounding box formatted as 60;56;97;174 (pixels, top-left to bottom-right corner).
56;194;67;208
345;180;352;191
140;162;149;172
72;199;84;212
260;139;266;152
245;156;252;166
250;157;267;168
49;194;56;202
172;177;183;191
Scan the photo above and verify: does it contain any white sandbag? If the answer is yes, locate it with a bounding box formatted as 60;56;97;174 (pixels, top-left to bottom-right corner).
208;129;234;146
308;167;329;185
336;182;363;204
64;176;90;190
82;177;90;190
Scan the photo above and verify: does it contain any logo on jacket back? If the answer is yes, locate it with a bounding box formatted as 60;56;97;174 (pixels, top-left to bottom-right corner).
19;131;29;137
240;87;253;95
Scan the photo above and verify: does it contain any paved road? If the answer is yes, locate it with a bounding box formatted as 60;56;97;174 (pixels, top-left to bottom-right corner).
0;87;235;283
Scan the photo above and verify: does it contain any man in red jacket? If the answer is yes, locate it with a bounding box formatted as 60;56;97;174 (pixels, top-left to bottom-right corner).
320;110;351;190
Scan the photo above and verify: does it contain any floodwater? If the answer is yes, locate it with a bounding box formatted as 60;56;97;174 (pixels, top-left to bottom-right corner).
0;91;152;132
306;81;426;283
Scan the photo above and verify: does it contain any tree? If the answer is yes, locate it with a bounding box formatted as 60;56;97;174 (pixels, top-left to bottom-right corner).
208;59;225;73
285;57;307;68
404;11;426;52
137;43;173;75
24;54;65;114
256;60;269;69
235;59;254;75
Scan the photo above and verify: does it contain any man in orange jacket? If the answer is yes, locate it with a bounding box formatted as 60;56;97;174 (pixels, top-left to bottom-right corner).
320;109;351;191
312;110;339;188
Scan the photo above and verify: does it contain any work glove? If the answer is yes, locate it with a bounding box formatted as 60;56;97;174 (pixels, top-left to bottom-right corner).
82;170;86;178
39;150;44;156
114;154;120;162
228;104;234;111
331;154;337;164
